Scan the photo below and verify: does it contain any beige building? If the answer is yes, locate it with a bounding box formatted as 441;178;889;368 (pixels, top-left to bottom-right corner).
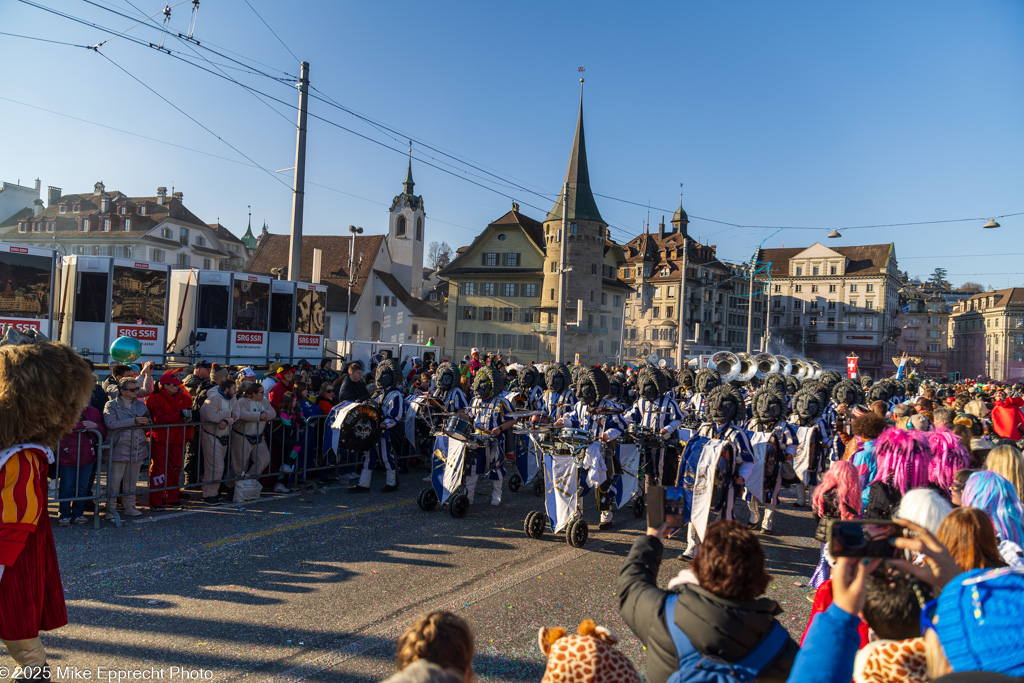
760;242;901;377
440;97;629;365
440;208;546;362
617;211;765;365
948;288;1024;381
895;288;949;378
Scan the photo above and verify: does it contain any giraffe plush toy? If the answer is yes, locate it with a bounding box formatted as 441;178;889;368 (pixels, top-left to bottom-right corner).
538;619;642;683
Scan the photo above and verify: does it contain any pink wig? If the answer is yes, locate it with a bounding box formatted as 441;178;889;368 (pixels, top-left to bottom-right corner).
926;428;972;496
813;459;862;519
873;427;932;495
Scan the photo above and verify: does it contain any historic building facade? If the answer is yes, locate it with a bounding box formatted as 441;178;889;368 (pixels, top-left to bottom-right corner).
440;94;630;365
895;288;949;378
948;288;1024;381
760;243;901;377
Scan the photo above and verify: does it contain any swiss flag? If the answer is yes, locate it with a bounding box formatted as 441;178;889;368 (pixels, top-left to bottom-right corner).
847;356;859;379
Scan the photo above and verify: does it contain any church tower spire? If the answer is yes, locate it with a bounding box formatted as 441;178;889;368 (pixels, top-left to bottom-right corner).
546;82;605;224
403;146;415;196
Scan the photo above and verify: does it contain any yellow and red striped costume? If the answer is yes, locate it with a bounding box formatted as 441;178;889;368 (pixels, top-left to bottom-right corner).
0;445;67;640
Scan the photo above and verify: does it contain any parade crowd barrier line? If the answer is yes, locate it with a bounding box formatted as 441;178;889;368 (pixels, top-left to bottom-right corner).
47;414;429;530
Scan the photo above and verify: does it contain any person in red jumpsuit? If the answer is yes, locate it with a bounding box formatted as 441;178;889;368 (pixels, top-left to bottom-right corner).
0;341;95;672
991;390;1024;441
146;371;195;508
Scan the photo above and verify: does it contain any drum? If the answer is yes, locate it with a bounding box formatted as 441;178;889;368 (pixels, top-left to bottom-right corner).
340;402;383;453
443;415;474;441
558;428;592;446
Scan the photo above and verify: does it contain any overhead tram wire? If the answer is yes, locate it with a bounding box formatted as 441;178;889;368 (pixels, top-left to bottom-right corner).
240;0;299;63
119;0;297;128
94;51;292;191
17;0;1020;243
0;30;92;48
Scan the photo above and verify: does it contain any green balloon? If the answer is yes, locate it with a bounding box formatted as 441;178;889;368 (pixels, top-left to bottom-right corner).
110;335;143;363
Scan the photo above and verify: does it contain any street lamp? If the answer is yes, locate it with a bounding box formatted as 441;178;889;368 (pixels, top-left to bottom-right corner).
343;225;364;348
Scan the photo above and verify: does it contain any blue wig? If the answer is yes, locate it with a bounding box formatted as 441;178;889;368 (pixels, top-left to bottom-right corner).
963;470;1024;546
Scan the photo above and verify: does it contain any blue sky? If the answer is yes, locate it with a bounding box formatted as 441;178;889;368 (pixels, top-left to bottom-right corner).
2;1;1022;286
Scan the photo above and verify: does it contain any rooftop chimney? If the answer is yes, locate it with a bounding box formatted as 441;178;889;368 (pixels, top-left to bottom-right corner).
156;187;167;205
94;181;104;195
172;191;183;201
658;215;665;239
47;186;61;207
34;179;41;194
33;199;43;216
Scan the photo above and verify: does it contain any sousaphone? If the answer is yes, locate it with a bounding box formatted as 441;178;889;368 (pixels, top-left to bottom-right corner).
754;353;780;379
736;353;758;382
708;351;741;383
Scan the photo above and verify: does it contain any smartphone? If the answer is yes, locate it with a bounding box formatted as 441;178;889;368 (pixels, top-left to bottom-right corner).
827;520;901;558
647;485;689;530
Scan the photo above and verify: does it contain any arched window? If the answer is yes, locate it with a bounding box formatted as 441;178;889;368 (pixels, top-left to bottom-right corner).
371;321;382;341
396;215;407;237
415;216;423;241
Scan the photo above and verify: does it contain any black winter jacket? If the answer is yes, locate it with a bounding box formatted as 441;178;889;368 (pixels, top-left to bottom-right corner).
339;376;370;403
617;535;798;683
865;480;901;520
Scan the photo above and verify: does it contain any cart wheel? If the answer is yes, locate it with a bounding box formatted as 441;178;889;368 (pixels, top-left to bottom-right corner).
508;472;523;492
632;495;645;519
566;518;589;547
417;487;439;512
532;476;545;497
449;493;470;519
523;510;545;539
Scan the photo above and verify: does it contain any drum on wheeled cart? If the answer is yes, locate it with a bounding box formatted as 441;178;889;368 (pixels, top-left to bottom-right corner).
417;429;497;519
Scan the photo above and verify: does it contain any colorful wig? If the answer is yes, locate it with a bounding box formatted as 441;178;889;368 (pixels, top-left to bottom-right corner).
813;459;862;520
873;427;932;495
986;444;1024;504
962;470;1024;546
927;429;973;496
895;488;954;535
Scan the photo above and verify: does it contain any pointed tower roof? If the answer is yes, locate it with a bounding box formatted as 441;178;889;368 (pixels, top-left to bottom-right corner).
403;149;415;196
241;212;258;249
546;87;604;224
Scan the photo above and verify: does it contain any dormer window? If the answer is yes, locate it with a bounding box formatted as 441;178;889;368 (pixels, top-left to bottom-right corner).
139;205;147;215
104;219;111;231
82;219;90;232
46;221;55;232
73;203;80;212
18;222;25;233
124;219;131;230
59;205;67;214
119;206;127;215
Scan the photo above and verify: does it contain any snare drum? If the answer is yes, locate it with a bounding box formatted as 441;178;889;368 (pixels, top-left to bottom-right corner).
443;415;474;441
558;428;592;446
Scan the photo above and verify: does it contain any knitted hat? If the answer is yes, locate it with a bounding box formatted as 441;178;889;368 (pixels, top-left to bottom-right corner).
538;620;641;683
934;566;1024;676
159;371;182;386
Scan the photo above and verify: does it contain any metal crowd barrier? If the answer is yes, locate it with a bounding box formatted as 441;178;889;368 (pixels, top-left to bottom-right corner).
47;411;435;529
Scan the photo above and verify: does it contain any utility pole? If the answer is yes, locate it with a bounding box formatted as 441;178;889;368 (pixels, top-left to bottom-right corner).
287;61;309;282
555;181;569;364
745;247;761;354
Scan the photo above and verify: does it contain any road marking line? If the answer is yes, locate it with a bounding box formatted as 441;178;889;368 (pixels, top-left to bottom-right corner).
203;498;412;548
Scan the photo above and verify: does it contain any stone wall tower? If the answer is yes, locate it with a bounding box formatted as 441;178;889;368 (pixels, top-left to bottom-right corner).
540;87;609;356
388;153;425;294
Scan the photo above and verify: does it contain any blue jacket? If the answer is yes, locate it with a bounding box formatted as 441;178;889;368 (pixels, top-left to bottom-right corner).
786;604;861;683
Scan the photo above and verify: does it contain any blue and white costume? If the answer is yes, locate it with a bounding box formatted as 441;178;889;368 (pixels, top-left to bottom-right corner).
622;395;683;487
562;397;630;523
434;386;469;413
465;395;511;506
542;389;576;423
358;388;405;488
744;417;797;532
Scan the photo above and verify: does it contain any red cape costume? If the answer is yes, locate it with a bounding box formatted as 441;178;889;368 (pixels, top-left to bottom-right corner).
0;445;67;640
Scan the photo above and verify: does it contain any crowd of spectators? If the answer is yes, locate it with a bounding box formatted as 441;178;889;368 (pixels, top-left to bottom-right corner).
374;378;1024;682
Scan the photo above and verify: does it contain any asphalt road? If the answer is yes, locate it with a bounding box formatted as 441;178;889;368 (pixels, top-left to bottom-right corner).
33;476;821;682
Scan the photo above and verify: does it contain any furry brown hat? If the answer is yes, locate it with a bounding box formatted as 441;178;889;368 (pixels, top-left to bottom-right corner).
0;342;94;450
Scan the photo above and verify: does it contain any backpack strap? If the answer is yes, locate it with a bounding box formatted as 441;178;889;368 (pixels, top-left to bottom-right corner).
664;593;789;683
733;621;789;679
664;593;703;667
